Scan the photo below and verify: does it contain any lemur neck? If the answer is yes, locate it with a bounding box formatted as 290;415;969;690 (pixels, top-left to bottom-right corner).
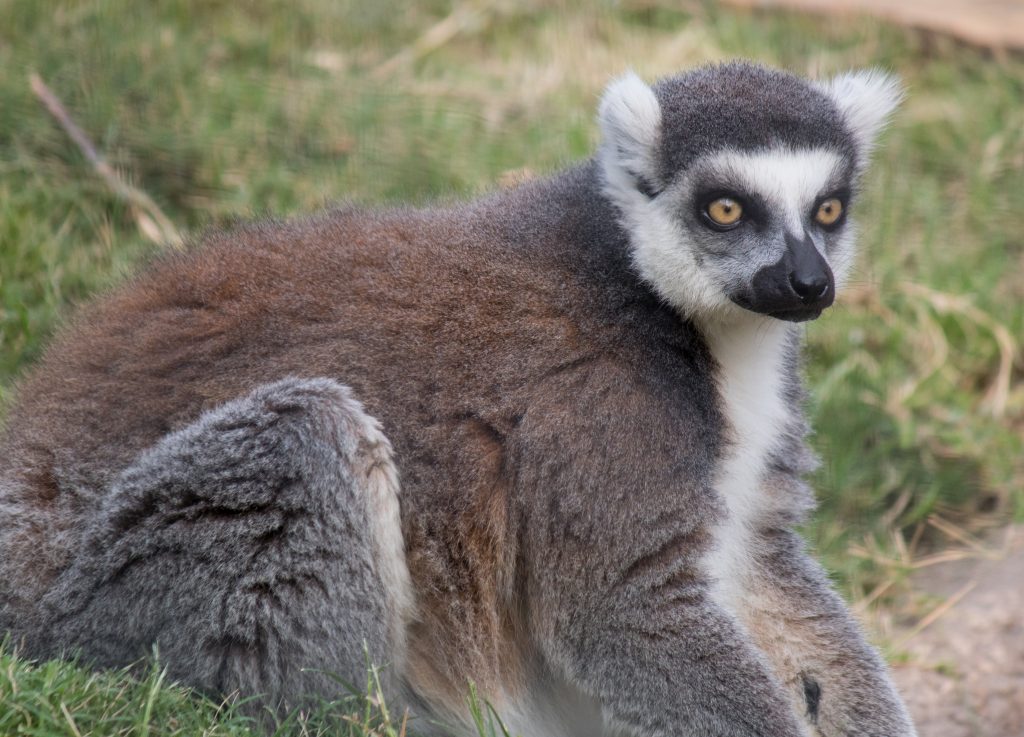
701;315;794;445
704;313;792;386
699;314;796;609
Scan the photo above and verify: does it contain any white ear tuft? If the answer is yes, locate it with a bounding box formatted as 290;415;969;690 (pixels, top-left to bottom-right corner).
598;72;662;193
823;69;904;157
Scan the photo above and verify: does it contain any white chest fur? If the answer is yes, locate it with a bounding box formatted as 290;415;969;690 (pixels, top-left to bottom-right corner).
701;317;793;611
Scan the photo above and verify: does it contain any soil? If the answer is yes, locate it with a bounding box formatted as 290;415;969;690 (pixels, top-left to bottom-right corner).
889;526;1024;737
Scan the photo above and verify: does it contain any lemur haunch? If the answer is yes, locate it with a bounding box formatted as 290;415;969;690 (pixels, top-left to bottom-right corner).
0;62;914;736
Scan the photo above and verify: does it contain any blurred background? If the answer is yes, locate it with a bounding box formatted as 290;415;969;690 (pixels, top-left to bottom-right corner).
0;1;1022;735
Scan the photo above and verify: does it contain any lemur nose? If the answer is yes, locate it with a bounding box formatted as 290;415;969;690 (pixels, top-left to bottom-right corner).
789;272;830;304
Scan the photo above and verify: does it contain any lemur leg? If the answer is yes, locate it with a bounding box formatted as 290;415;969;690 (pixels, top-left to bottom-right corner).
33;378;413;715
741;528;916;737
518;405;810;737
533;577;811;737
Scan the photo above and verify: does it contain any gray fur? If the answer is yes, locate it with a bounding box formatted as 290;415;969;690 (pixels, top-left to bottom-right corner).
650;61;857;183
0;61;914;736
18;378;406;717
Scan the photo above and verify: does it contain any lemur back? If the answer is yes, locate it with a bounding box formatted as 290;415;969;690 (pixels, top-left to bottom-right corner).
0;63;915;737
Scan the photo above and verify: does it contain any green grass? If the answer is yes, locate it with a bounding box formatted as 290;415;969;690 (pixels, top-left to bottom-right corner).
0;640;260;737
0;638;515;736
1;0;1023;733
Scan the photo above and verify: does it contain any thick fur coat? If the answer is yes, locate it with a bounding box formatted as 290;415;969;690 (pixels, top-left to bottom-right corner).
0;63;914;737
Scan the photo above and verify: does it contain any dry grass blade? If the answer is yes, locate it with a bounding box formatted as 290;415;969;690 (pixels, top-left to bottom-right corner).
926;515;999;557
895;580;977;647
899;281;1017;418
853;577;897;614
59;701;84;737
28;72;183;249
372;2;490;80
909;549;978;568
879;490;914;536
848;535;978;571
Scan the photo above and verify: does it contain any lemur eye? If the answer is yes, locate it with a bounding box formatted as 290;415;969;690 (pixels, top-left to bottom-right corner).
705;197;743;227
815;198;844;227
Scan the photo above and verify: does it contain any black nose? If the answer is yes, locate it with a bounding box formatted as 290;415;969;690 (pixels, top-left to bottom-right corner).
732;230;836;322
789;271;830;304
784;229;833;307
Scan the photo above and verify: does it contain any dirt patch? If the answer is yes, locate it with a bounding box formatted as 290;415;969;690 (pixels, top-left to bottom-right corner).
890;526;1024;737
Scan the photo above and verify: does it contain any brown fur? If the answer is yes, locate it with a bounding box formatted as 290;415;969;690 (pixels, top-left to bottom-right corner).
0;173;637;709
2;63;917;737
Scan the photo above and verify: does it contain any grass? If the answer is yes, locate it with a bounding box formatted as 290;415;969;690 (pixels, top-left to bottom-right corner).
0;640;259;737
0;638;514;736
1;0;1022;733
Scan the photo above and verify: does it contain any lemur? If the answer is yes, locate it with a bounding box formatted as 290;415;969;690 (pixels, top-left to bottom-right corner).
0;62;914;736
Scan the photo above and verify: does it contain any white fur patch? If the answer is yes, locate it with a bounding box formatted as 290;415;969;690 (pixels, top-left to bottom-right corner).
700;317;793;612
821;70;903;161
598;71;661;190
350;409;415;665
830;219;859;291
701;147;846;236
605;181;734;320
497;689;605;737
597;75;731;319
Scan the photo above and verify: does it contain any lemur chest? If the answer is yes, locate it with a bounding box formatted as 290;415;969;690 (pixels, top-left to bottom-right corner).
701;320;794;607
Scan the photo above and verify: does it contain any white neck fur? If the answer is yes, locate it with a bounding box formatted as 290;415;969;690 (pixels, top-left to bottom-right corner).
700;313;794;609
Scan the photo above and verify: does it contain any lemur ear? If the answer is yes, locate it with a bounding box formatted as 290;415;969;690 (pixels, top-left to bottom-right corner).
598;72;662;197
822;70;903;159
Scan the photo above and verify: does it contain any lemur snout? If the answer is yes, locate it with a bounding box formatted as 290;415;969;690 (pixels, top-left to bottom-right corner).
735;229;835;322
783;229;835;311
789;270;830;304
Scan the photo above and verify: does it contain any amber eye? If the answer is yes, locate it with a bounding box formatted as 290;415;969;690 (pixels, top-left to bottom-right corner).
815;198;844;227
705;197;743;227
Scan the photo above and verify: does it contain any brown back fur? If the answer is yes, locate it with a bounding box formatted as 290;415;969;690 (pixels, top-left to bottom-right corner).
0;162;718;709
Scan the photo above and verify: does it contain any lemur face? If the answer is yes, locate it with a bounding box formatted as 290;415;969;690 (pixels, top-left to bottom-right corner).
665;146;855;322
598;62;901;323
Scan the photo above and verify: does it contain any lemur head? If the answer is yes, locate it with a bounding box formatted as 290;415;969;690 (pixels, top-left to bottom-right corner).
598;62;902;324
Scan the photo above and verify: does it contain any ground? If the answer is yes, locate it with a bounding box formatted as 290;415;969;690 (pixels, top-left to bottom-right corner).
893;526;1024;737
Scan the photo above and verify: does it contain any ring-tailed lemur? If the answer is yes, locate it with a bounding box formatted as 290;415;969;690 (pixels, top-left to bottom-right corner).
0;62;914;736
